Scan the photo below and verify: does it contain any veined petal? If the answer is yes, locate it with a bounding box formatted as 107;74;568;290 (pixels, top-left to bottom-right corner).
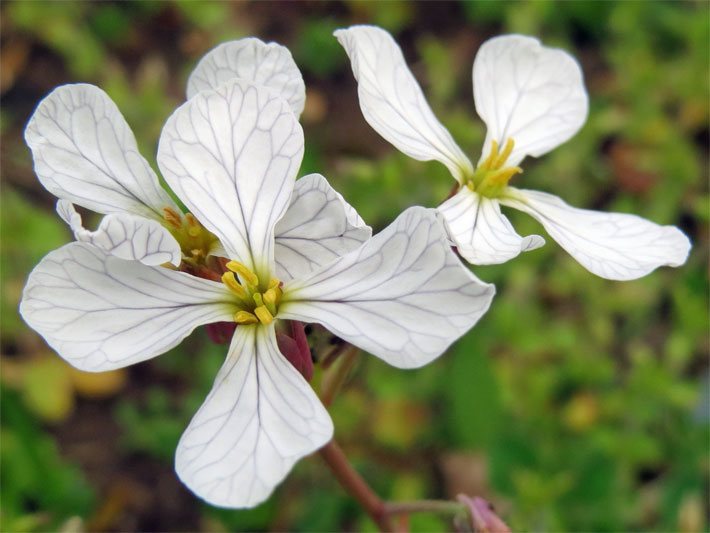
280;207;495;369
56;200;182;267
25;84;179;219
176;324;333;508
158;79;304;278
473;35;588;166
19;242;235;372
186;38;306;118
274;173;372;280
501;188;692;280
335;25;473;182
438;188;544;265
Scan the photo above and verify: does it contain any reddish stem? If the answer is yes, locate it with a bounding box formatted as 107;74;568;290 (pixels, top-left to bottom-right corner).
319;440;395;532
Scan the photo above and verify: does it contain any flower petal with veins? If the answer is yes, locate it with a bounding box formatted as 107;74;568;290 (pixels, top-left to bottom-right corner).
274;173;372;280
20;242;235;372
438;188;544;265
335;25;473;182
56;200;182;267
473;35;588;166
176;325;333;508
280;207;495;369
25;83;179;219
158;78;304;279
186;37;306;118
501;188;691;280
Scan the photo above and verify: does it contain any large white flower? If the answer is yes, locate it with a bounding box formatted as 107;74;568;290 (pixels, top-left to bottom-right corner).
26;37;370;280
335;26;691;280
20;78;495;508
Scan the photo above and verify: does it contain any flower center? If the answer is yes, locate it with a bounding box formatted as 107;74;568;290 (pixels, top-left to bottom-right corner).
221;261;283;326
465;138;522;199
163;208;219;265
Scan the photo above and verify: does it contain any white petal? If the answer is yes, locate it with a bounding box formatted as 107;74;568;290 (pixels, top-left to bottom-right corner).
186;38;306;118
281;207;495;369
19;242;235;372
335;25;473;182
56;200;182;267
176;325;333;508
158;79;304;278
438;188;544;265
274;173;372;280
473;35;588;166
501;188;692;280
25;84;179;219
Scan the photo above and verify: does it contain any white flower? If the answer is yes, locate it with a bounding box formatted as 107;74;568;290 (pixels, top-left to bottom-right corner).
20;78;495;508
26;37;371;280
335;26;691;280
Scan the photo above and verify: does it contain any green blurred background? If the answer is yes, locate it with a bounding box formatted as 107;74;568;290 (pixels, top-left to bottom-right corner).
1;1;708;531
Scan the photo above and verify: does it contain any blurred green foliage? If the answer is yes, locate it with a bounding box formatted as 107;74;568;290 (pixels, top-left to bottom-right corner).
1;1;707;531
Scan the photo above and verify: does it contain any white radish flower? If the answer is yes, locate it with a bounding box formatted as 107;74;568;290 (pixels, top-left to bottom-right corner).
20;78;495;509
26;37;371;280
335;26;691;280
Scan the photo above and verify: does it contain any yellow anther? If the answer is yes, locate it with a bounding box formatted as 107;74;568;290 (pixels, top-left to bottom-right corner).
492;138;515;169
262;288;279;315
235;310;259;325
488;166;523;185
268;278;281;290
163;207;183;230
479;140;499;170
221;272;248;299
185;213;201;237
253;305;274;325
226;261;259;288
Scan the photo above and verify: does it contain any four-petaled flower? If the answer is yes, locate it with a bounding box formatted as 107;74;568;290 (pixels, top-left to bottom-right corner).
335;26;691;280
21;77;495;508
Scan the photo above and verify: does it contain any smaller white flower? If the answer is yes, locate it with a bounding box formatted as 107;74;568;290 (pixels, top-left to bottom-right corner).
335;26;691;280
25;37;370;279
21;78;495;509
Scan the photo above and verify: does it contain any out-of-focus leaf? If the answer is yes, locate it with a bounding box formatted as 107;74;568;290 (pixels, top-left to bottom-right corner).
21;357;74;423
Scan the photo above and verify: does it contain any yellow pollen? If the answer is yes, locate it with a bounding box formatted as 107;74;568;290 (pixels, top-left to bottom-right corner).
235;310;259;325
222;272;248;299
226;261;259;288
221;262;283;326
254;306;274;325
262;288;279;315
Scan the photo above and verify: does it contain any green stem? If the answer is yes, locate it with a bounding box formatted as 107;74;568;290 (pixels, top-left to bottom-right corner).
320;345;359;407
384;500;465;517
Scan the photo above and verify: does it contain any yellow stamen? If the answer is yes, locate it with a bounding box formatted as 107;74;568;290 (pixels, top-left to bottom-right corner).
221;272;248;299
488;166;523;185
492;138;515;169
226;261;259;288
163;207;183;230
479;139;499;171
253;305;274;325
263;288;279;315
185;213;201;237
235;310;259;325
